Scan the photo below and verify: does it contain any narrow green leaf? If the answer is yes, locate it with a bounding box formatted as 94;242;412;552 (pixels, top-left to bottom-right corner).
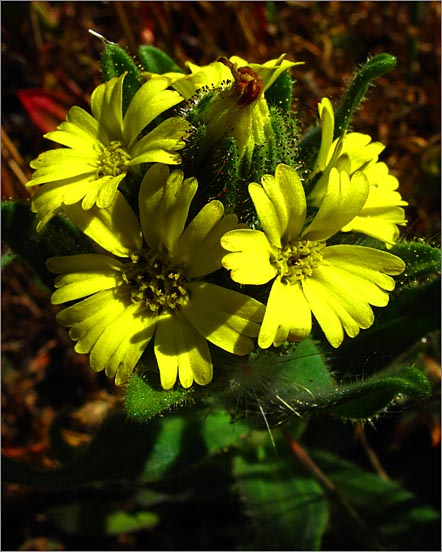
334;53;397;137
234;436;329;550
324;364;431;419
138;45;184;74
101;43;142;114
298;53;397;165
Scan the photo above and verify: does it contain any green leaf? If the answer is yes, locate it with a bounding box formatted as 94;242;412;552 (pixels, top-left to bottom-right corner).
267;343;430;420
312;450;440;550
228;339;335;425
324;364;431;419
276;338;335;397
221;338;430;422
139;409;253;482
265;71;293;111
391;240;441;285
138;45;184;75
124;372;193;423
200;410;252;454
47;500;159;537
233;435;329;550
1;201;94;288
101;43;142;114
140;415;185;482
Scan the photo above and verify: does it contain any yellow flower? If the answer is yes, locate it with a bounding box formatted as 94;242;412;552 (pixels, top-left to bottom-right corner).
47;164;265;389
145;55;300;101
146;55;302;163
221;164;405;349
310;97;408;246
27;73;191;230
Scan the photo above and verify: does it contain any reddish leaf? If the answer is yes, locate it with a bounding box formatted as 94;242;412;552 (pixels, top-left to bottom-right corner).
17;88;70;133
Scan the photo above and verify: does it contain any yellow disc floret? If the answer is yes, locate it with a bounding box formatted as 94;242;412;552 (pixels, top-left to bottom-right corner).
271;240;325;284
96;141;131;178
123;250;189;312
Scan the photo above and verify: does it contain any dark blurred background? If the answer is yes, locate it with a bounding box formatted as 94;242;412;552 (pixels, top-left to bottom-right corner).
2;2;440;550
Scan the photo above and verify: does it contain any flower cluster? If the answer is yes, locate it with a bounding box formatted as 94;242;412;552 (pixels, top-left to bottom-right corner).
27;49;407;389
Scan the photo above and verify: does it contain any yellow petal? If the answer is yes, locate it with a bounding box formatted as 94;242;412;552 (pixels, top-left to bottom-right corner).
45;118;101;153
315;263;388;309
56;289;129;354
258;279;311;349
91;74;124;142
341;214;404;247
303;169;369;241
339;132;385;173
90;302;156;384
123;78;184;146
177;203;239;277
139;164;197;254
47;254;123;274
63;192;143;257
302;278;348;348
154;313;213;389
47;254;124;304
314;98;335;172
221;229;276;285
312;265;377;326
95;174;126;209
262;164;306;242
222;252;277;285
249;180;283;247
31;179;91;230
129;118;190;164
323;245;405;287
28;149;97;185
183;282;265;355
66;105;106;143
250;55;303;92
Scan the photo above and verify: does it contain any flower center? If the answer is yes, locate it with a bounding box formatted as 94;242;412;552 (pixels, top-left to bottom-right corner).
218;57;264;106
271;240;325;284
97;141;131;178
122;250;190;312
